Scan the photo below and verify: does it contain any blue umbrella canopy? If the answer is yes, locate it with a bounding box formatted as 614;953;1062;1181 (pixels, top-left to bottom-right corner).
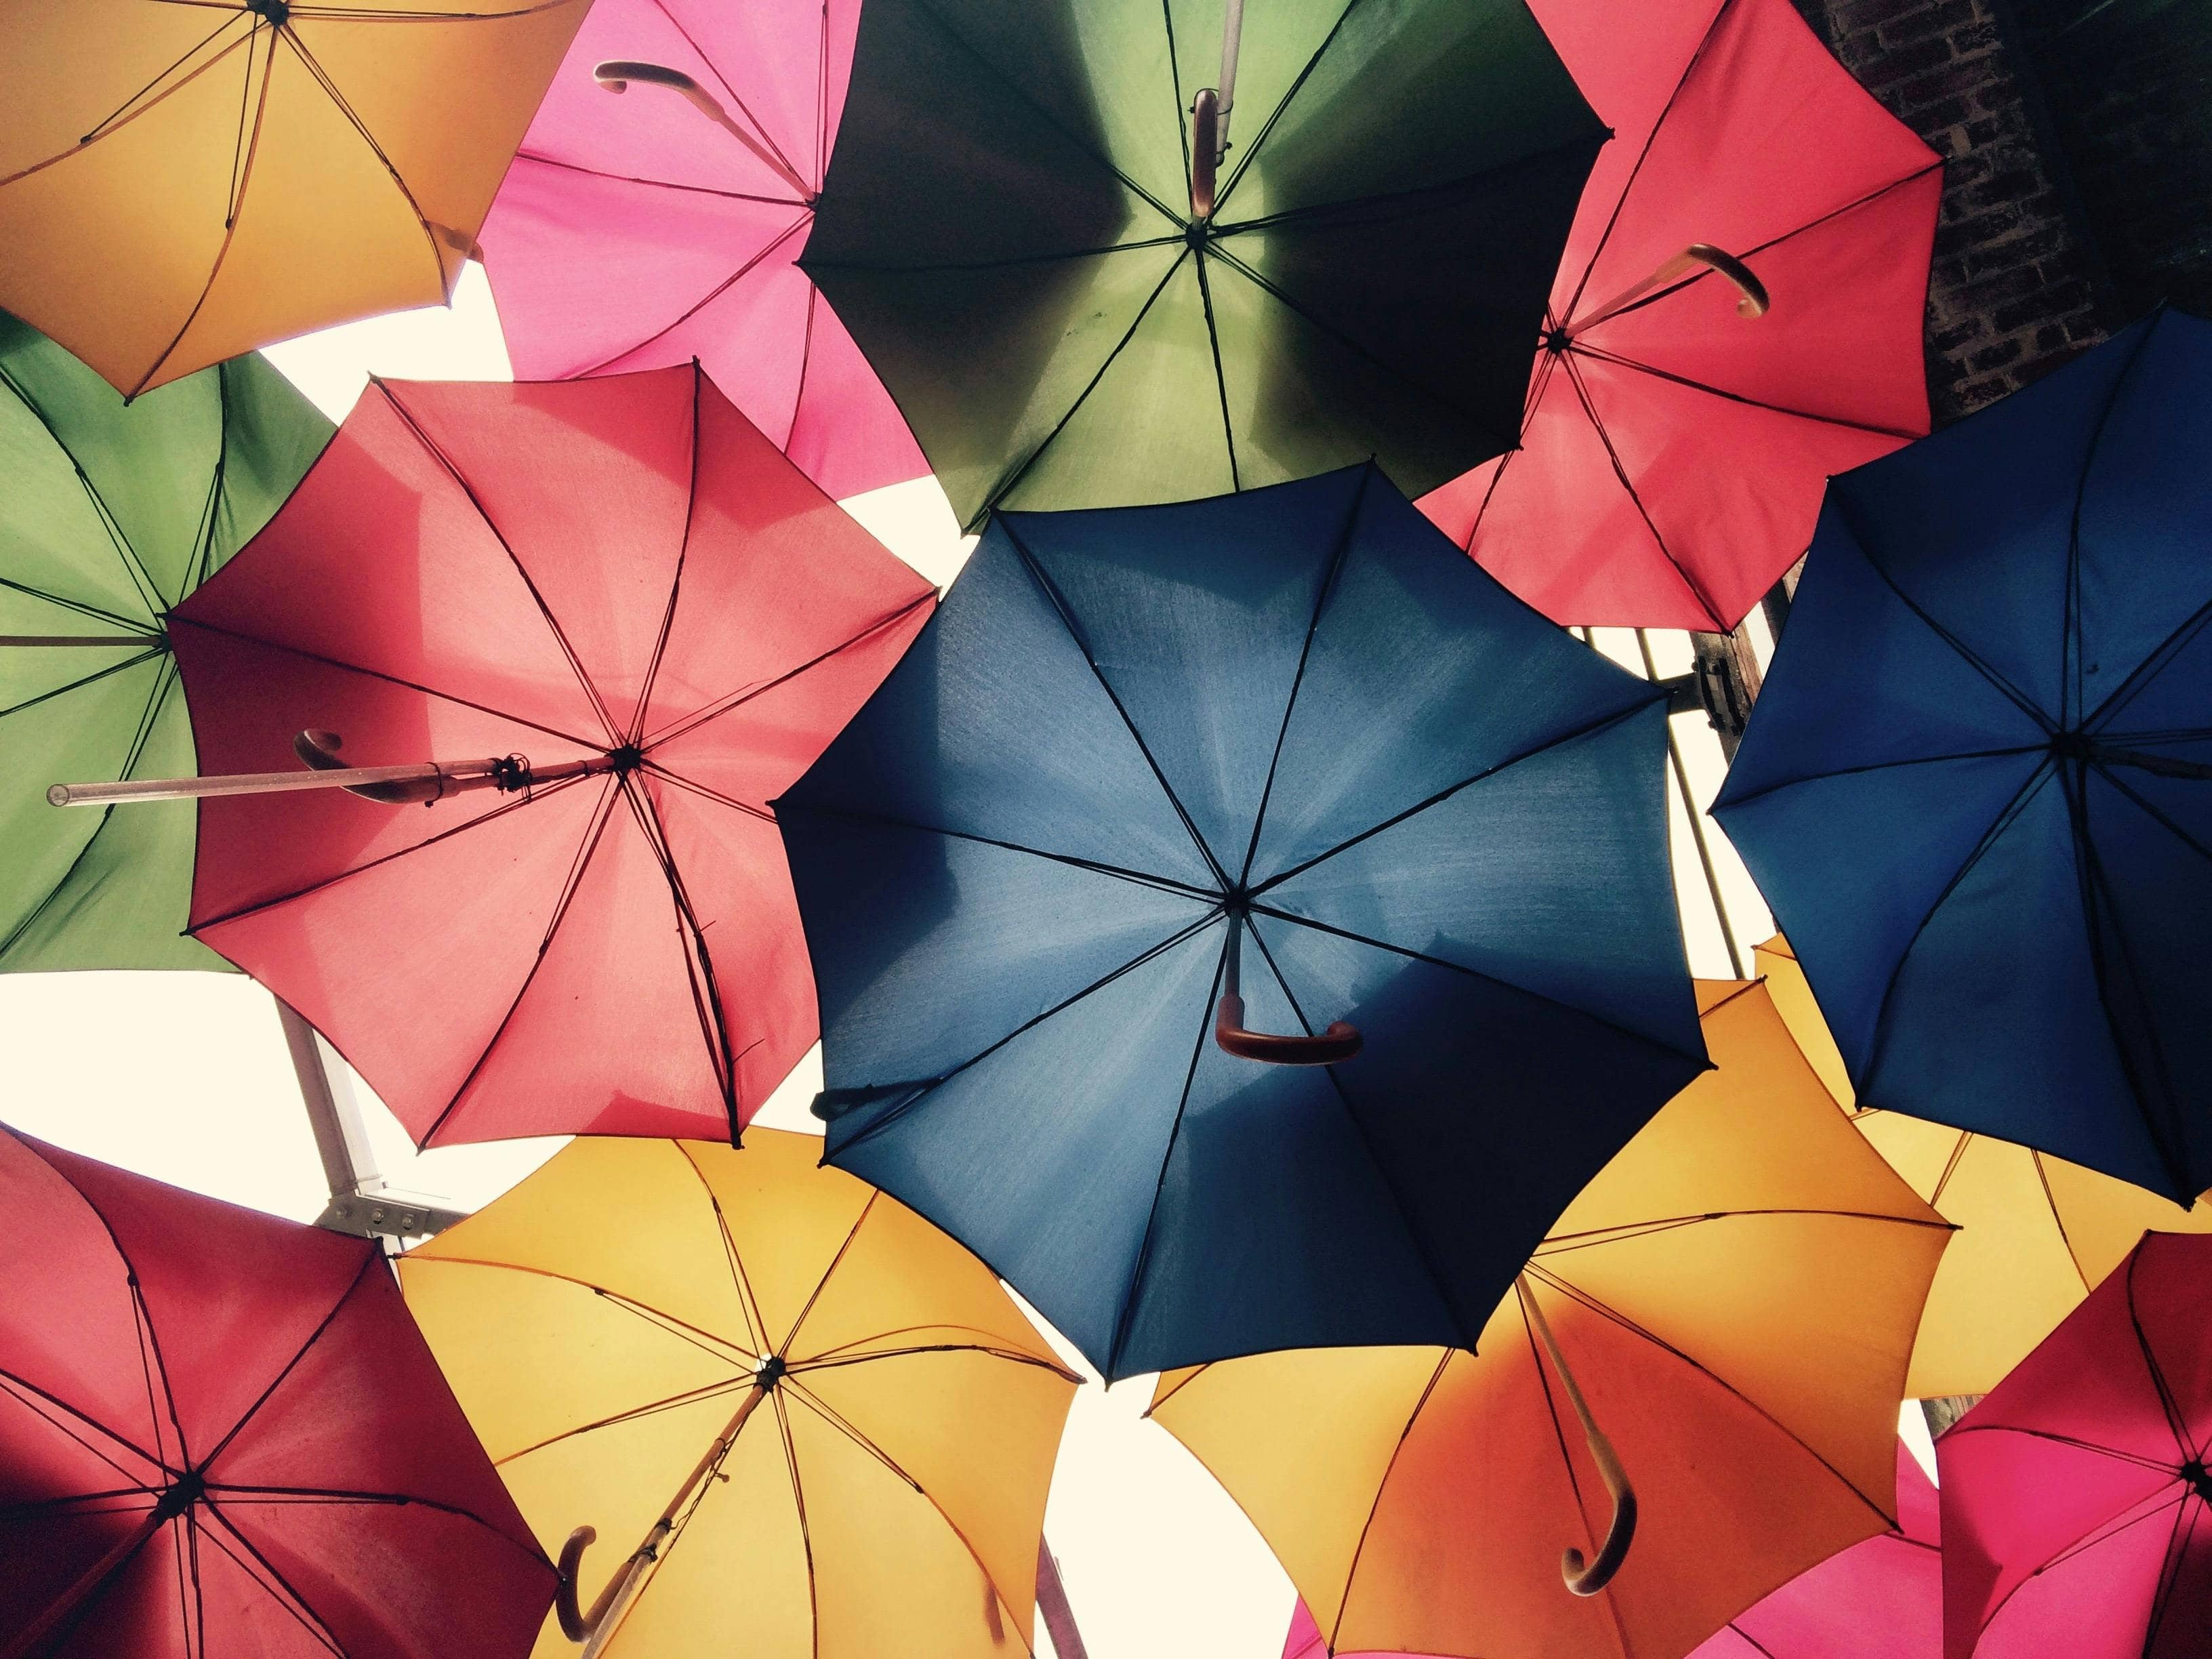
1716;310;2212;1207
777;466;1706;1380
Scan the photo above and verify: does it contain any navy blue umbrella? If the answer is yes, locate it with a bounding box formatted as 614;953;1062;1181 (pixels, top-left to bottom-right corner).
775;466;1706;1380
1716;310;2212;1206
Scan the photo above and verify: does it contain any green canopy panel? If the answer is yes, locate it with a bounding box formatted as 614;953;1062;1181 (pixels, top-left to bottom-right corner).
0;314;331;971
804;0;1605;530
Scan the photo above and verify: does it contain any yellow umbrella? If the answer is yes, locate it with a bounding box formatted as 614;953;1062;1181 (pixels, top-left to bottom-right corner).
1149;981;1948;1659
0;0;588;397
1755;934;2212;1399
398;1131;1082;1659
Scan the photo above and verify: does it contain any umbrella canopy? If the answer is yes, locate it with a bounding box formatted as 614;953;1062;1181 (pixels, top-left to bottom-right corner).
397;1130;1082;1659
801;0;1606;531
1149;979;1948;1659
0;0;591;398
1757;935;2212;1398
1715;310;2212;1206
1939;1230;2212;1659
779;465;1706;1381
478;0;928;502
0;1126;552;1659
0;314;329;970
165;365;935;1147
1417;0;1939;632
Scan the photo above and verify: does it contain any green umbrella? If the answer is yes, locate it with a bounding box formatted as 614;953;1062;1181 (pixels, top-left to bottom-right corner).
0;316;331;970
803;0;1606;531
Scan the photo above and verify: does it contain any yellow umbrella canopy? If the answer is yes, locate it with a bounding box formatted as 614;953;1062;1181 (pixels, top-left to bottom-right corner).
1755;935;2212;1399
398;1131;1082;1659
0;0;588;397
1149;981;1948;1659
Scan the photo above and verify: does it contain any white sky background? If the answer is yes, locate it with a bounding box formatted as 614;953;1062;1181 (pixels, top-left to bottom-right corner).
0;266;1931;1659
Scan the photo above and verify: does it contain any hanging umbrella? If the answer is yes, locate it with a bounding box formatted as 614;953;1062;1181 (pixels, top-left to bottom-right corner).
1715;309;2212;1206
1938;1230;2212;1659
476;0;926;505
0;0;591;399
396;1130;1082;1659
800;0;1607;531
779;465;1706;1382
0;313;329;970
1418;0;1940;632
0;1125;552;1658
1757;935;2212;1398
47;365;936;1147
1149;979;1948;1659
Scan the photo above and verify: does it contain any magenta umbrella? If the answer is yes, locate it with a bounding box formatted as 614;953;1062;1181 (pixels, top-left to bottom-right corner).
476;0;926;502
1941;1231;2212;1659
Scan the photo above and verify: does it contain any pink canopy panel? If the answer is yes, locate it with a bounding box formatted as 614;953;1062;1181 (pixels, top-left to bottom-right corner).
1419;0;1940;632
477;0;928;503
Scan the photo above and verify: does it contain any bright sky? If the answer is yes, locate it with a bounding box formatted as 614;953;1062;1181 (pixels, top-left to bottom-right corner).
0;266;1930;1659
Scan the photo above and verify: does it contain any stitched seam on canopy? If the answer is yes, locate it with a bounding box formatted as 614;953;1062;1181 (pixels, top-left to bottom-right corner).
2143;1496;2204;1656
781;1193;880;1357
642;765;783;825
194;1500;349;1656
1214;131;1612;241
1103;935;1231;1378
790;1344;1080;1381
0;367;171;615
630;367;701;742
647;0;808;186
573;210;814;382
1456;347;1563;554
506;150;806;207
199;1253;380;1469
493;1377;756;1467
998;515;1230;886
676;1124;772;1349
1939;1422;2181;1475
0;575;156;635
802;232;1190;276
0;19;253;189
0;1368;163;1480
1712;744;2045;811
1237;468;1370;886
207;1483;554;1550
2093;766;2212;869
406;1253;758;1366
2128;1246;2198;1461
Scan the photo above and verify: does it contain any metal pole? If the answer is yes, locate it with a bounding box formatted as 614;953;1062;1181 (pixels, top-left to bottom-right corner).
1036;1541;1090;1659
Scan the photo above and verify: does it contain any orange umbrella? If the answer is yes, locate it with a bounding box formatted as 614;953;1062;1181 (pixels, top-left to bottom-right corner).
1755;935;2212;1398
0;0;590;397
1151;980;1948;1659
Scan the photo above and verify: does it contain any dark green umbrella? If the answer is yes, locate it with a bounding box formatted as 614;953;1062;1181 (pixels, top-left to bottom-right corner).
803;0;1606;531
0;316;331;970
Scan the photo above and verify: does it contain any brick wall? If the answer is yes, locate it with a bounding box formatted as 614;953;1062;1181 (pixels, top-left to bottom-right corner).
1791;0;2112;423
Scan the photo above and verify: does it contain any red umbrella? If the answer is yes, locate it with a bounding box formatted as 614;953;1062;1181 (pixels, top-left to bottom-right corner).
144;366;934;1147
476;0;927;503
0;1127;550;1658
1418;0;1940;632
1940;1231;2212;1659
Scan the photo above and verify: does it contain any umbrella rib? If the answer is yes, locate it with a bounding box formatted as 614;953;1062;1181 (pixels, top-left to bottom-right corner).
780;1194;881;1359
2065;313;2165;729
2058;764;2196;1197
903;0;1184;228
1105;930;1233;1378
493;1379;760;1467
1191;252;1242;491
508;149;808;208
1162;0;1192;195
570;210;815;383
1204;243;1525;455
780;803;1218;902
1250;698;1653;894
789;1342;1080;1382
2030;1150;2102;1294
2085;602;2212;736
645;0;811;188
0;1488;161;1522
1711;743;2047;811
197;1254;377;1473
407;1254;758;1368
1452;347;1559;555
0;574;157;637
1213;134;1615;243
188;772;596;939
968;250;1195;532
998;514;1231;885
1569;340;1927;444
207;1484;553;1563
783;281;822;458
828;910;1225;1154
2125;1248;2198;1463
1321;1350;1455;1656
641;587;937;751
1940;1421;2182;1475
0;16;253;188
369;382;621;743
1553;350;1724;626
0;367;173;617
1210;0;1361;217
413;777;623;1144
630;367;702;745
1533;1208;1952;1260
0;1370;161;1486
192;1502;351;1658
2092;764;2212;869
640;764;782;827
672;1141;775;1355
1826;489;2055;730
2143;1494;2204;1656
765;1386;824;1659
1235;468;1370;887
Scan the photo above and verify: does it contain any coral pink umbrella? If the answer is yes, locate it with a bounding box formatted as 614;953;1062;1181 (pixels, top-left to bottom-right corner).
88;366;935;1149
0;1127;552;1658
476;0;927;503
1419;0;1940;632
1940;1231;2212;1659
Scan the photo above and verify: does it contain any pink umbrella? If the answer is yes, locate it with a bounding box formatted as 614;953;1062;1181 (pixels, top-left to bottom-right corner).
1940;1231;2212;1659
476;0;926;503
1279;1443;1940;1659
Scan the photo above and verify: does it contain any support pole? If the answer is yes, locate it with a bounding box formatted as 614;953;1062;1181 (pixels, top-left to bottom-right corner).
1035;1542;1090;1659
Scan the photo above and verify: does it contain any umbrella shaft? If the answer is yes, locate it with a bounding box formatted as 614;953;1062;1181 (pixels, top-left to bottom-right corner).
48;754;616;806
0;634;159;648
3;1504;169;1659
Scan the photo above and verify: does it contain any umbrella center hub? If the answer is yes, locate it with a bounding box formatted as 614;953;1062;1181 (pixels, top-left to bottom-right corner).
157;1469;206;1519
1183;221;1212;251
754;1353;787;1390
1222;886;1251;918
248;0;290;22
606;743;645;775
1542;327;1574;354
2050;728;2099;762
2184;1460;2212;1502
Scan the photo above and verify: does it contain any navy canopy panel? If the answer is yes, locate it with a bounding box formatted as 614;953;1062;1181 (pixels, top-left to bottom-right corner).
779;466;1706;1379
1717;310;2212;1205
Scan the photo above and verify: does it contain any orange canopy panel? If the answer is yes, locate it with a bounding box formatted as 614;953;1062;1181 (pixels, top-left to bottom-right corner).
0;0;589;396
399;1131;1082;1659
1755;935;2212;1399
1151;980;1949;1659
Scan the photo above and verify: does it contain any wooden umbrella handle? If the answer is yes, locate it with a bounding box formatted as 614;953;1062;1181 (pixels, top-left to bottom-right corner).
1519;1275;1637;1595
1212;913;1361;1066
1672;244;1769;317
1190;88;1223;220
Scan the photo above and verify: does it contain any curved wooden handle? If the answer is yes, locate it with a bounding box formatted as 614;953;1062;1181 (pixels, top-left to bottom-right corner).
1677;243;1769;318
1214;995;1362;1065
293;730;450;804
1190;88;1222;220
554;1527;600;1642
1561;1430;1637;1595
